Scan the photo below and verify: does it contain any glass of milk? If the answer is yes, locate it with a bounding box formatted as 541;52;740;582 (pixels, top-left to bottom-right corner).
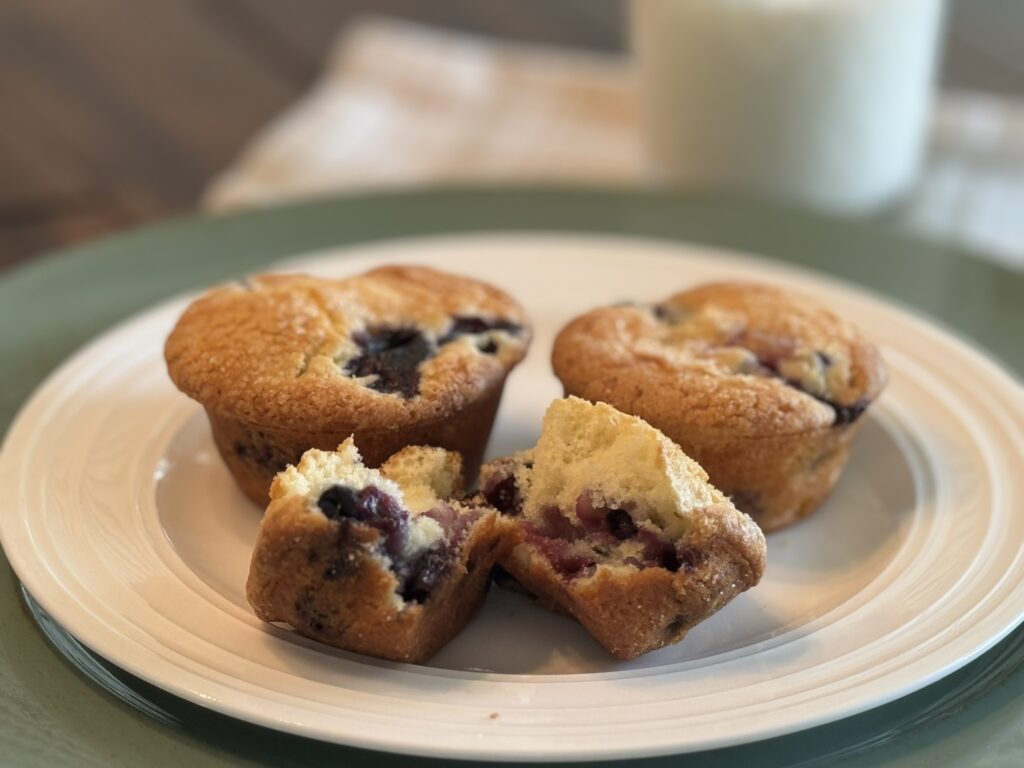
631;0;946;214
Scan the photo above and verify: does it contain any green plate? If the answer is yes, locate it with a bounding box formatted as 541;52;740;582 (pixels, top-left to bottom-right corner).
1;188;1022;767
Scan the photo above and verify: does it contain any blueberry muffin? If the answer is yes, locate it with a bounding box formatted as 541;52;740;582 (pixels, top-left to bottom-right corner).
479;397;765;661
552;282;886;531
246;440;514;663
164;266;530;505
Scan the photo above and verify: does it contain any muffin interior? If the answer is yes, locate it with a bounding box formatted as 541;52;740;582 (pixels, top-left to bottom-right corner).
482;397;728;579
274;440;484;605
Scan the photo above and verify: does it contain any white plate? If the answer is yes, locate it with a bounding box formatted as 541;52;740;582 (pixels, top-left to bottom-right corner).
2;234;1023;762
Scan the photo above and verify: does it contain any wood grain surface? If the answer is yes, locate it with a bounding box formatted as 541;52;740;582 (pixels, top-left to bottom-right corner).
1;0;1021;272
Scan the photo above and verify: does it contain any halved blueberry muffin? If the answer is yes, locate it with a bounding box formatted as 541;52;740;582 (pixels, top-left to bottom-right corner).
479;397;766;660
165;266;530;505
552;282;886;531
246;440;514;663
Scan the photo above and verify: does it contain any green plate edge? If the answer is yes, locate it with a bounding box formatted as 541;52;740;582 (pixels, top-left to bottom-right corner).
1;187;1022;768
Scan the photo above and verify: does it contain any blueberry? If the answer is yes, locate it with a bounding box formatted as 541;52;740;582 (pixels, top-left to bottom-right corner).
638;530;680;572
355;486;408;559
659;549;681;572
832;399;869;425
574;493;604;529
353;327;421;356
317;485;409;559
345;326;433;398
753;352;869;427
317;485;359;520
401;545;452;603
317;482;465;602
483;474;521;516
527;533;596;577
439;315;522;345
605;509;637;540
540;506;582;541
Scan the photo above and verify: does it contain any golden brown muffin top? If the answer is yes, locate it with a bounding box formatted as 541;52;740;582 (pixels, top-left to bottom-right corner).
165;266;530;431
552;281;886;439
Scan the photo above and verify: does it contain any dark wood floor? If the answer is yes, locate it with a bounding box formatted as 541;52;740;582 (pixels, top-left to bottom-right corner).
2;0;1022;272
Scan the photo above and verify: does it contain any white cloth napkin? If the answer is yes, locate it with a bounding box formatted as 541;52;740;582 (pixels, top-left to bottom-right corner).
204;17;1024;271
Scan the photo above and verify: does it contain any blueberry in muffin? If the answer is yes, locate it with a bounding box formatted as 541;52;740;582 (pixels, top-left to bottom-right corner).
164;266;531;505
479;397;766;661
246;440;514;663
552;282;886;531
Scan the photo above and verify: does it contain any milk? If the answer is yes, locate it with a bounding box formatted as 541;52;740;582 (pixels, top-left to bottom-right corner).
632;0;946;213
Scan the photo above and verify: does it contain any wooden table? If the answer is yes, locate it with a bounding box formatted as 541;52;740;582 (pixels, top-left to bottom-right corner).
3;0;1022;272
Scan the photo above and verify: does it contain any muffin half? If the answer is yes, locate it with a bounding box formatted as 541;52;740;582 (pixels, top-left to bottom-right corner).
552;282;886;531
480;397;766;660
165;266;530;505
246;441;513;663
